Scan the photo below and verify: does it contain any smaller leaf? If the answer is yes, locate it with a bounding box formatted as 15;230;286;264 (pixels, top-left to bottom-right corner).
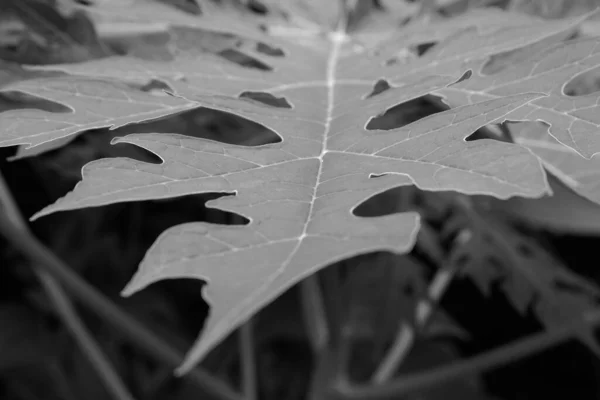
487;121;600;234
449;206;600;355
511;121;600;205
440;25;600;158
0;0;109;64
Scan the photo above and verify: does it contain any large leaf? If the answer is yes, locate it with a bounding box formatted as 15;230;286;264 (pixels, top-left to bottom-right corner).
4;2;600;373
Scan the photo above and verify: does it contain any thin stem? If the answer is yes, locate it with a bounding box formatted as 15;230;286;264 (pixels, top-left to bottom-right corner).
336;330;353;383
0;173;135;400
239;318;257;400
0;174;243;400
37;270;136;400
306;267;345;400
322;266;343;346
336;309;600;399
300;275;329;353
370;324;414;383
371;265;456;383
308;346;343;400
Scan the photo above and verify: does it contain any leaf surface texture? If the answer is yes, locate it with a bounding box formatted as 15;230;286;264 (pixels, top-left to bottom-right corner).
3;2;600;372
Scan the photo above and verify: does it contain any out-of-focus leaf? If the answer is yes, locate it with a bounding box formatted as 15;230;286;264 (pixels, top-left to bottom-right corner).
447;208;600;354
0;0;110;64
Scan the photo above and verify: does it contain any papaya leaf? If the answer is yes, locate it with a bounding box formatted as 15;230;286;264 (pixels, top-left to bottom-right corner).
3;2;600;373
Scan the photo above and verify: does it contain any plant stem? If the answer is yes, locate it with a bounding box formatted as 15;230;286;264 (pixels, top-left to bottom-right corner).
308;345;343;400
306;266;347;400
300;275;329;352
322;266;343;346
371;323;414;383
335;308;600;399
0;174;243;400
37;270;136;400
0;173;135;400
371;264;456;383
239;318;257;400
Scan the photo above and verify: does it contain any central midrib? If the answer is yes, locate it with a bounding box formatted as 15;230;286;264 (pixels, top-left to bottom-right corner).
300;30;347;240
204;31;349;355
